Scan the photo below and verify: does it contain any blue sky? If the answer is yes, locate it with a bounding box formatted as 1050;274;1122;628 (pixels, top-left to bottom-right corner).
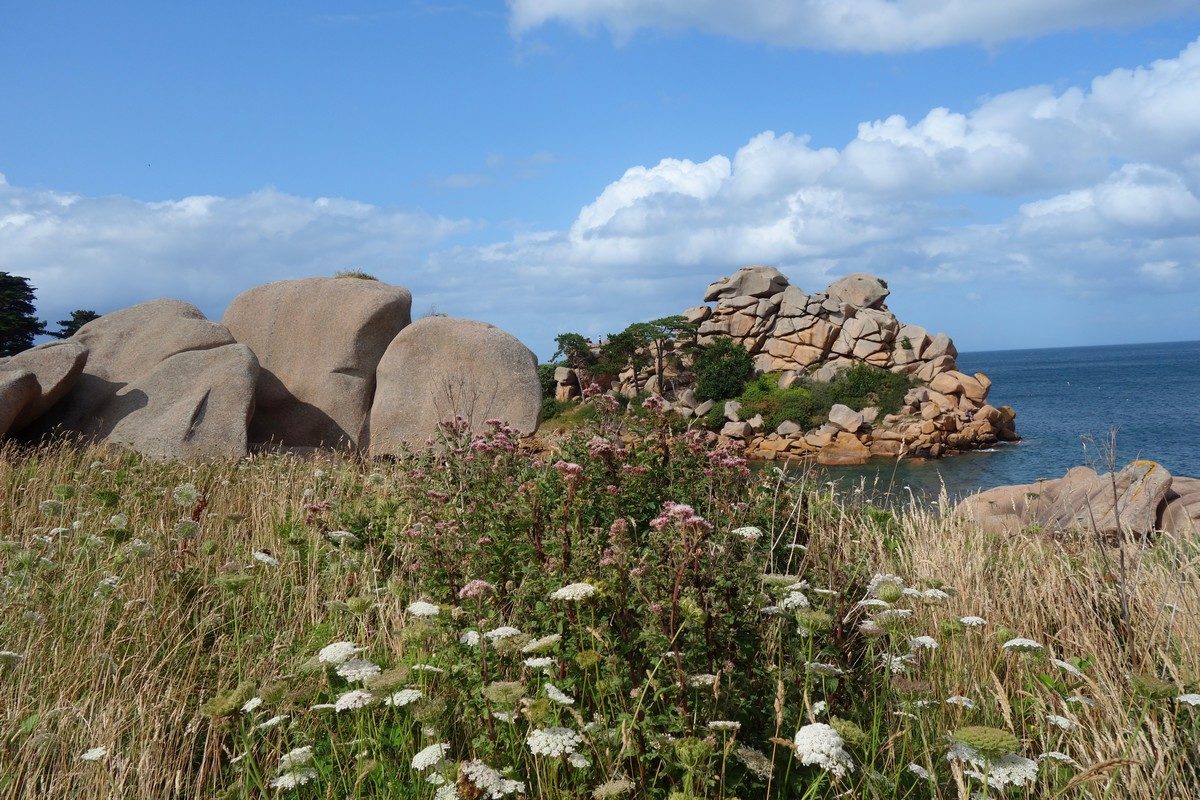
2;1;1199;357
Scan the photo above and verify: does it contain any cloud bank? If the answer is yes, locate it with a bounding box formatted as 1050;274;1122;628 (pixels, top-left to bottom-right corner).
508;0;1196;52
2;40;1198;354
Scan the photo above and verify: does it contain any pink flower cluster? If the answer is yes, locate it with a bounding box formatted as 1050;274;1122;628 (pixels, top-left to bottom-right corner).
458;579;496;599
649;500;713;533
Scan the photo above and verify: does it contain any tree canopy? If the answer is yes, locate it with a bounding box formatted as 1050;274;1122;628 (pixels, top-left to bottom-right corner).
0;272;47;356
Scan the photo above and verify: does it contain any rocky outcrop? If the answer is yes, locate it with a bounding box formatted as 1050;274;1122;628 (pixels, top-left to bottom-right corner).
22;300;259;459
223;277;412;449
0;341;89;434
0;370;39;438
605;266;1015;463
368;317;541;456
959;461;1197;538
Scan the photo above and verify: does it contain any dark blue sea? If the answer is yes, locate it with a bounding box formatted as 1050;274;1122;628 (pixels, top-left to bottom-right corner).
814;340;1200;501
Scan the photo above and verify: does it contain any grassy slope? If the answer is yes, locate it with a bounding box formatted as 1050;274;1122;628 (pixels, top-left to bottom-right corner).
0;412;1196;799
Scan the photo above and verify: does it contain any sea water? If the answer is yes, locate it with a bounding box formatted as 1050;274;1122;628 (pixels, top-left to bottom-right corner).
813;339;1200;501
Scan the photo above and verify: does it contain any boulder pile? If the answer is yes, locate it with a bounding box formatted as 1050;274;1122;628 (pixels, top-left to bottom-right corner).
553;266;1018;464
958;460;1200;538
0;277;542;460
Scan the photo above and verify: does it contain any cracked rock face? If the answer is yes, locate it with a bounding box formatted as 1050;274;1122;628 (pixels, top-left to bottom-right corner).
223;277;412;450
22;300;258;459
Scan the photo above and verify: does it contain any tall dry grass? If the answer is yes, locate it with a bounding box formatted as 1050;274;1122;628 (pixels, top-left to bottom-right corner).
0;435;1195;799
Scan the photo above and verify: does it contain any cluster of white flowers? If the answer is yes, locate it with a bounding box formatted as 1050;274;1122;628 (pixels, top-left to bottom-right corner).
411;742;449;771
706;720;741;732
526;726;583;757
461;760;526;798
0;650;24;665
278;746;313;771
810;700;827;719
333;689;375;712
731;526;762;542
256;714;289;731
780;588;810;610
550;582;597;601
252;549;279;567
1001;637;1044;653
241;696;263;713
806;662;844;677
946;695;976;709
866;573;905;596
411;664;445;674
1179;693;1200;706
922;588;950;601
384;689;423;707
484;626;522;642
1039;751;1080;767
268;746;315;790
687;673;717;687
80;746;108;762
318;641;361;665
460;630;481;647
1046;714;1076;731
521;633;561;654
793;723;853;778
407;601;440;617
523;656;554;671
959;615;987;627
544;682;575;706
336;658;381;683
906;763;930;779
172;483;200;507
269;768;317;789
1052;658;1084;678
879;653;915;674
327;530;358;545
909;635;938;651
947;743;1037;789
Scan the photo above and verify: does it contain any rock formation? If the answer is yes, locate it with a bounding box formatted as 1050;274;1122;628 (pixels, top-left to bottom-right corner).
222;277;412;449
0;341;88;434
959;460;1199;539
369;317;541;456
559;266;1017;464
19;300;259;459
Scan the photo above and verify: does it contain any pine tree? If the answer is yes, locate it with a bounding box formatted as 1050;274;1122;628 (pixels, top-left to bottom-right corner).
49;309;101;339
0;272;47;356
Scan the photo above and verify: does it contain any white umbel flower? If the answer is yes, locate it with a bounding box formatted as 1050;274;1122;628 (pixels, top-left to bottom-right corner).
544;682;575;705
318;641;361;665
484;626;522;642
922;588;950;601
1046;714;1076;731
1040;751;1080;767
252;550;279;567
407;601;440;618
524;656;555;670
269;768;317;789
780;589;810;610
731;526;762;542
241;696;263;713
0;650;24;665
336;658;382;683
707;720;741;731
946;695;976;709
959;615;987;627
734;745;774;780
278;746;314;770
947;743;1037;789
1179;693;1200;706
460;629;481;647
462;760;526;797
412;742;450;771
806;662;843;677
909;635;938;650
333;689;375;712
521;633;561;653
1001;637;1043;653
256;714;289;731
80;746;108;762
384;689;423;707
687;673;717;687
793;723;853;778
526;726;583;757
1052;658;1084;678
906;763;930;779
550;582;597;601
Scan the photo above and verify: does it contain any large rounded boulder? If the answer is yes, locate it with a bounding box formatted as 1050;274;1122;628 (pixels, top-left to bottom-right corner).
368;317;540;456
222;277;412;449
0;340;88;433
24;300;258;459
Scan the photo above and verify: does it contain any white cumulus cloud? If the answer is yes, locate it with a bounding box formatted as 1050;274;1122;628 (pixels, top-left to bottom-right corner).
509;0;1196;52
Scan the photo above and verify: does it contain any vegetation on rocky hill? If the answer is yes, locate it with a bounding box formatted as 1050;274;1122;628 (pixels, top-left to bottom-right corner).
0;404;1195;798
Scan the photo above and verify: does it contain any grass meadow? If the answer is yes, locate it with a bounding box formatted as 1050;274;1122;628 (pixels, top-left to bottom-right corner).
1;402;1197;799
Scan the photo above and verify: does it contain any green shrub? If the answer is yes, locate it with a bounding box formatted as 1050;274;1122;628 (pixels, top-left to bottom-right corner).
537;362;561;398
334;269;378;280
816;363;912;417
694;338;754;402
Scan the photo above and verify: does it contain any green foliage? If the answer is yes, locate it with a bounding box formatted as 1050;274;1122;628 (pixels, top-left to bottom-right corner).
694;337;754;402
48;309;100;339
537;362;560;397
820;362;913;416
334;269;378;280
540;395;571;421
0;271;47;356
552;332;597;373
